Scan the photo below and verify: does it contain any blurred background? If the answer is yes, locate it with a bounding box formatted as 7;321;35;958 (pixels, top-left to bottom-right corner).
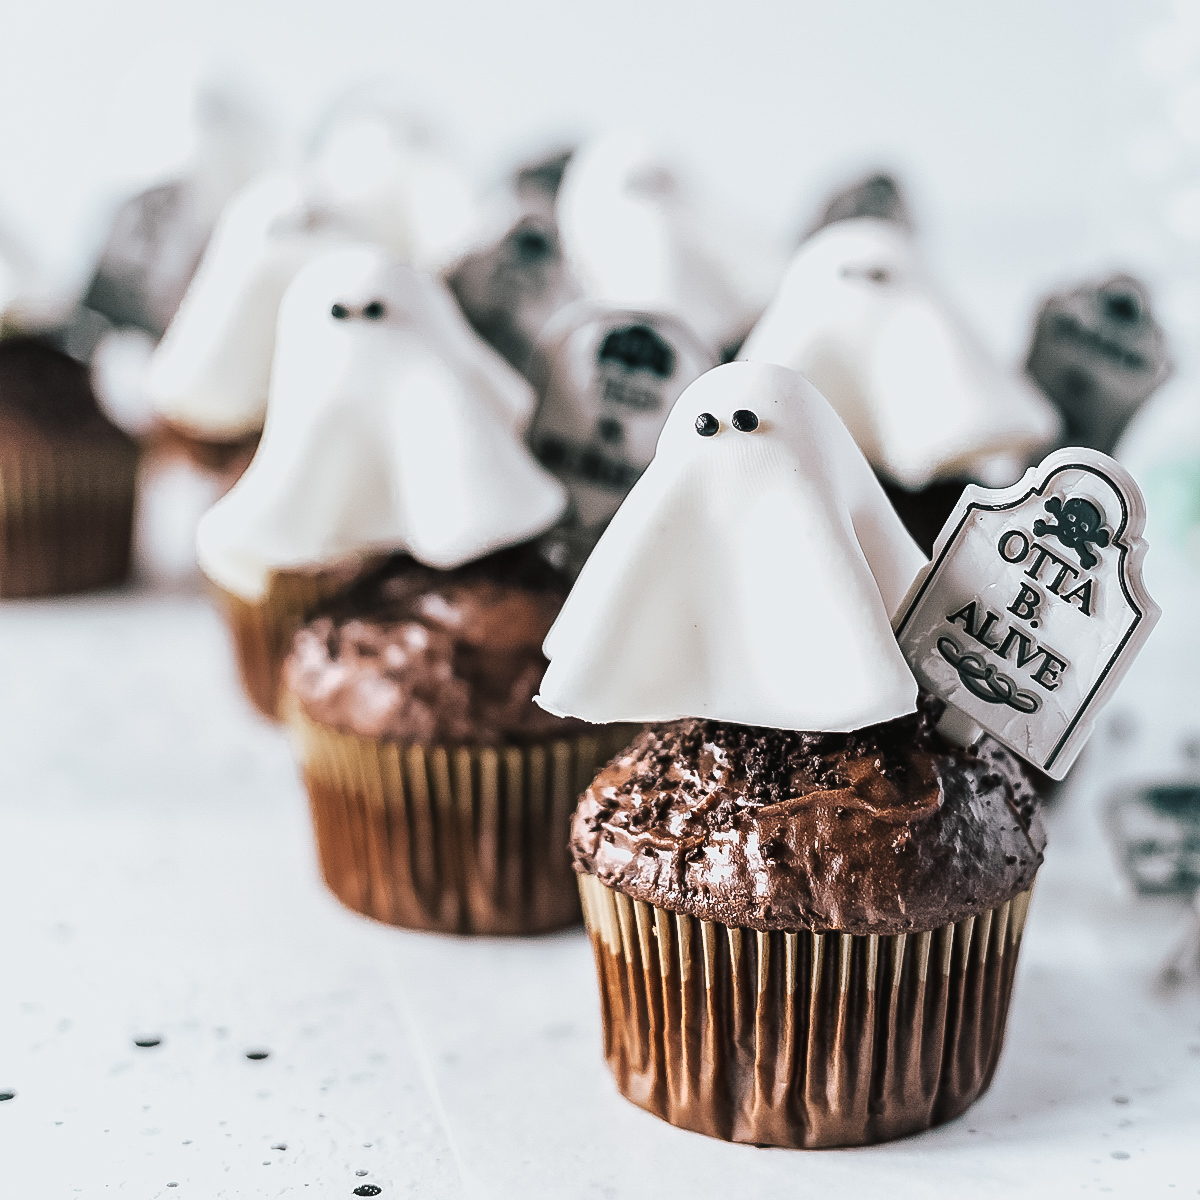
0;0;1190;368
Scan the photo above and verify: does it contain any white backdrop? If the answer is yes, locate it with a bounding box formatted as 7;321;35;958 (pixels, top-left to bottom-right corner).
0;0;1191;364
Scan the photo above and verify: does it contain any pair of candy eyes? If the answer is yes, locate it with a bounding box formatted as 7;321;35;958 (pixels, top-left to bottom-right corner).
331;300;387;321
695;410;758;436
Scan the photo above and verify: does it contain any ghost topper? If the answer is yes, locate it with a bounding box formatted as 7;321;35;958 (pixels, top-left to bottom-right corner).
1032;495;1111;570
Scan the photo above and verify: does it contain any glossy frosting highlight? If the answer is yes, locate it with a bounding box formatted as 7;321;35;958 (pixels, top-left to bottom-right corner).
572;698;1044;935
285;548;584;745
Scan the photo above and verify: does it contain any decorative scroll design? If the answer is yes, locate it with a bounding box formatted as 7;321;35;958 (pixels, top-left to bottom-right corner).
936;635;1041;714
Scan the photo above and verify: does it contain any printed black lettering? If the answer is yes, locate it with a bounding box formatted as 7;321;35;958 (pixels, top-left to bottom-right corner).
998;530;1030;564
1047;558;1080;595
1024;544;1055;582
997;628;1045;669
1061;578;1094;617
974;609;1003;649
1031;651;1068;691
1007;583;1043;623
946;602;979;636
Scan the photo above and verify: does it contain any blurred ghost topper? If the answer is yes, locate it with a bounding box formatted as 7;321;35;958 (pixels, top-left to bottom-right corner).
304;82;480;272
741;181;1059;496
447;146;579;376
556;131;784;359
1026;273;1171;457
527;301;714;575
196;244;563;601
146;92;479;446
79;76;273;346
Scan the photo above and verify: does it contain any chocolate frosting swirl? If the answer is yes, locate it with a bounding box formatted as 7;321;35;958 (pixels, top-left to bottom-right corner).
284;546;587;746
571;697;1044;935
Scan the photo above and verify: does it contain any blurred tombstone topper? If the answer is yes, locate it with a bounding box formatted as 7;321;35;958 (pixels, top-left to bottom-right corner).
894;448;1160;779
1026;274;1171;456
528;302;714;574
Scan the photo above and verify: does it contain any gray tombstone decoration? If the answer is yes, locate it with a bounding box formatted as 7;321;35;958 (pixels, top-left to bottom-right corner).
446;148;577;377
528;302;715;575
807;170;914;237
894;447;1160;780
1026;274;1171;456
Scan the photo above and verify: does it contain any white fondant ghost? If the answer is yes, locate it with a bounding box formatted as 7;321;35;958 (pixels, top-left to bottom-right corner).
537;361;925;732
145;173;343;439
147;102;478;443
305;106;478;272
556;132;783;355
196;244;565;601
740;218;1060;491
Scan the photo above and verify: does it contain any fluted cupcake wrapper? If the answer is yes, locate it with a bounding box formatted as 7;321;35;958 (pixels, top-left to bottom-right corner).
214;564;377;719
579;873;1034;1148
0;438;138;598
288;705;638;935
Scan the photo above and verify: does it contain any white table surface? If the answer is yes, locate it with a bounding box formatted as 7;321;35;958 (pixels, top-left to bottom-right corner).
1;555;1198;1198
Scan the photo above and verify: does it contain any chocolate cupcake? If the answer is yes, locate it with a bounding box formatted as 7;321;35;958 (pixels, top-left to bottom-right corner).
0;338;139;597
741;173;1060;553
284;548;632;933
574;707;1040;1147
197;243;565;720
1026;273;1170;456
538;362;1045;1146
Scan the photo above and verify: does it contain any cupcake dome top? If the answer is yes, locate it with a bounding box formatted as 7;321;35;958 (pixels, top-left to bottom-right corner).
537;361;925;732
572;701;1045;934
285;547;583;746
196;244;566;601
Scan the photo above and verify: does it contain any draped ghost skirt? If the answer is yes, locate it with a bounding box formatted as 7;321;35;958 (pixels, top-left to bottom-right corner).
578;873;1035;1148
286;706;638;935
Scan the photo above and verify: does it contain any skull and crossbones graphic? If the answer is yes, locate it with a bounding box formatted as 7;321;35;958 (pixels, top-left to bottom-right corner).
1032;495;1111;569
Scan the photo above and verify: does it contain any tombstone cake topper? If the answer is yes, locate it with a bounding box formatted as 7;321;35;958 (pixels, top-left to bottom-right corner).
527;300;715;574
893;447;1160;779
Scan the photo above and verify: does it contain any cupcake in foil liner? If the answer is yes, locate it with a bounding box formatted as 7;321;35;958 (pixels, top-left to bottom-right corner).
0;436;139;598
579;874;1034;1148
0;339;140;598
289;705;636;934
212;559;380;719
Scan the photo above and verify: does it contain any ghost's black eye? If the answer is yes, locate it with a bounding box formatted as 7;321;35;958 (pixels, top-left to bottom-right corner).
363;300;387;320
331;303;350;320
841;265;891;284
695;412;719;437
732;409;759;432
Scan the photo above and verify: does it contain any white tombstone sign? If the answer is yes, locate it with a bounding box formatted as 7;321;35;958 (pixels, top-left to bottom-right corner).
893;448;1160;779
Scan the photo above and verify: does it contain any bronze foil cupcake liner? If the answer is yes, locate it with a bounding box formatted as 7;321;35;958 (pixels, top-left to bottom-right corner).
214;563;376;719
288;706;637;934
579;873;1034;1147
0;438;138;598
